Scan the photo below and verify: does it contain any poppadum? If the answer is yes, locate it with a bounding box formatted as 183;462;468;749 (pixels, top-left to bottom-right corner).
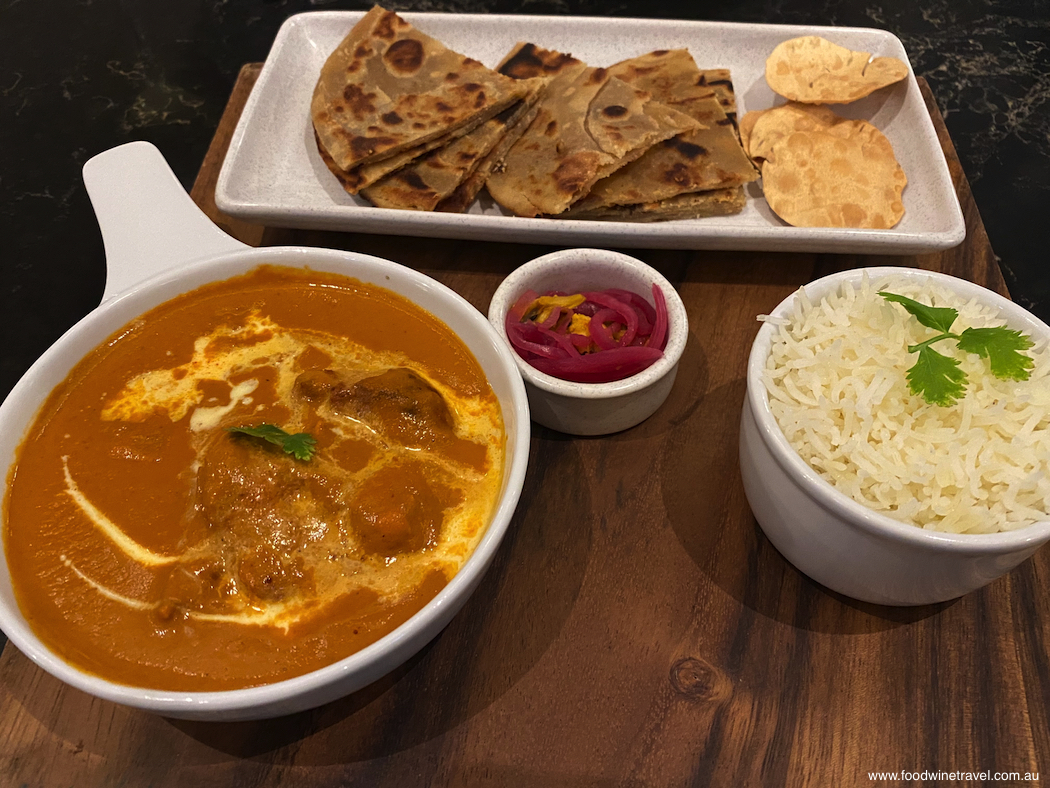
765;36;908;104
761;126;906;228
744;102;862;163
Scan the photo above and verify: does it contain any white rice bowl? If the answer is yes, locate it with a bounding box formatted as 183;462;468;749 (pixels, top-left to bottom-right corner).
761;273;1050;534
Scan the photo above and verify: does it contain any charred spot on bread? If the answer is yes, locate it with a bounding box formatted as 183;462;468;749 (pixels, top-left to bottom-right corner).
383;38;424;73
341;84;377;116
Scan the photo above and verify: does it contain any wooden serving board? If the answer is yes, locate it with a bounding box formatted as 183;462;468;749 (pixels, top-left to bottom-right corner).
2;65;1046;787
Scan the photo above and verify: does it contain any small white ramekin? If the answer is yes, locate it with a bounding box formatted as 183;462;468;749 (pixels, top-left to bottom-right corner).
740;266;1050;606
487;248;688;436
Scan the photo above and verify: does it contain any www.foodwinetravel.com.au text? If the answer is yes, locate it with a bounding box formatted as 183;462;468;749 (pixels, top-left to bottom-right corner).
869;771;1039;782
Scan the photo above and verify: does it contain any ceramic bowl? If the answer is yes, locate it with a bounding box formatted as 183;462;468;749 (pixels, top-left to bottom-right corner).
487;248;688;436
0;142;531;720
740;266;1050;606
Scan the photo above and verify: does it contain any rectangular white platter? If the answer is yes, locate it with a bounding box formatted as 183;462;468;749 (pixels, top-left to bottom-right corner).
215;11;966;255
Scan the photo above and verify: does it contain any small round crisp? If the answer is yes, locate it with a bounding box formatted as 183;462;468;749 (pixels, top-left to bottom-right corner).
765;36;909;104
737;108;766;161
761;125;907;229
747;102;861;164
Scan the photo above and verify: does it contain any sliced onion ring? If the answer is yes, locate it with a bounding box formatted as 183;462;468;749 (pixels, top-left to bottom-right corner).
529;346;664;384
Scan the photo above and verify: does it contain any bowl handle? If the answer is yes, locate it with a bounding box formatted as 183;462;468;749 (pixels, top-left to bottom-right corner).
83;141;250;302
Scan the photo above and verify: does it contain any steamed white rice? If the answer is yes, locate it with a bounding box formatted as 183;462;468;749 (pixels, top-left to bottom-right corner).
760;274;1050;534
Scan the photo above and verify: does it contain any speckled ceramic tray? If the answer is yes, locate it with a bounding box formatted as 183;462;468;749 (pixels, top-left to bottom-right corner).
214;11;966;254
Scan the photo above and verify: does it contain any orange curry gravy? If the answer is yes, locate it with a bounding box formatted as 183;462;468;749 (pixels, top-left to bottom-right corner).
4;266;505;691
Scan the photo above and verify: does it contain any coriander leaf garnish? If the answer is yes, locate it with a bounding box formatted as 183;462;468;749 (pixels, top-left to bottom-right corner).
956;326;1035;381
227;424;317;461
880;291;1035;406
908;346;967;407
878;291;958;333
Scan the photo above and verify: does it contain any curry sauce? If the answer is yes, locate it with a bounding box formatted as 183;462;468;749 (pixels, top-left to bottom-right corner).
3;266;505;691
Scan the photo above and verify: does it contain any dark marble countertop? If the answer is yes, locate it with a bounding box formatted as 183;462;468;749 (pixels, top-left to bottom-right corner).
3;0;1049;403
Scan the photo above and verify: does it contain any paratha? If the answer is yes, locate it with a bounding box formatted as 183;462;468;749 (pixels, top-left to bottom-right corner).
485;43;702;217
436;88;546;213
697;69;738;121
564;49;757;215
563;186;746;222
318;126;466;195
361;78;547;211
312;6;528;175
605;51;724;108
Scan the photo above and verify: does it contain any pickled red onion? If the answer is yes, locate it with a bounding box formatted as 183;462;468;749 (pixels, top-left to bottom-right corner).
589;308;623;351
508;289;540;323
605;288;655;334
539;306;562;330
530;346;664;384
649;284;668;351
504;283;671;384
582;292;639;346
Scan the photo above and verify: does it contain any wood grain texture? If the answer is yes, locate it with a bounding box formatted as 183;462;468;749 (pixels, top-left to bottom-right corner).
188;62;267;249
1;70;1046;787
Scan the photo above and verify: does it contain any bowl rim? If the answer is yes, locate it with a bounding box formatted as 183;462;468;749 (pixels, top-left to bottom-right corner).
0;245;532;716
746;265;1050;552
487;248;689;398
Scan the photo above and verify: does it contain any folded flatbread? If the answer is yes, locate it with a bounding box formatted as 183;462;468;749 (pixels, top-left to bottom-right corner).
485;43;702;217
312;5;528;177
565;50;757;215
607;57;739;122
318;126;460;195
320;79;542;195
606;51;722;106
564;186;746;221
361;78;547;211
697;69;738;121
436;87;546;213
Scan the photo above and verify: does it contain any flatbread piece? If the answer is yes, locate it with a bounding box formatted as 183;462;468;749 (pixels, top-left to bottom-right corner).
312;6;528;176
565;49;757;213
485;43;702;217
436;87;546;213
361;78;547;211
563;186;746;222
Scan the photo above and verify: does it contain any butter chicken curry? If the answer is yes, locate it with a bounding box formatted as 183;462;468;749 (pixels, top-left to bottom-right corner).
3;266;505;691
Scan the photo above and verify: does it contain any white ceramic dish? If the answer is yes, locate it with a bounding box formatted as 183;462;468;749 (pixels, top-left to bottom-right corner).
215;11;965;255
740;266;1050;606
487;249;687;435
0;141;531;721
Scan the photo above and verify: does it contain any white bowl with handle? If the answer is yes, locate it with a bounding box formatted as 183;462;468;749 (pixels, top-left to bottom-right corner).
0;141;531;720
740;266;1050;606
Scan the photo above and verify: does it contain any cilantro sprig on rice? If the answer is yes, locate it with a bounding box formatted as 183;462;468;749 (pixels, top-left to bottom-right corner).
879;291;1034;406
